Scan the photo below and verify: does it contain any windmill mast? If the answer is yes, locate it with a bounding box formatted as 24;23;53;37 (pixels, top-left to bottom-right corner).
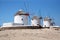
23;0;29;12
23;0;29;25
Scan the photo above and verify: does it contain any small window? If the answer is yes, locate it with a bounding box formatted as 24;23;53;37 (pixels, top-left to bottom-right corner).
22;19;23;20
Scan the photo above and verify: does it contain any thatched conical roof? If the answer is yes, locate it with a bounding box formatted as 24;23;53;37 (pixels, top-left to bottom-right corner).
15;9;29;16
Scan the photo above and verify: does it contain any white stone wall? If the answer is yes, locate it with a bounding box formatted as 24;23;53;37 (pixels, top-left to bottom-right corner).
2;23;13;27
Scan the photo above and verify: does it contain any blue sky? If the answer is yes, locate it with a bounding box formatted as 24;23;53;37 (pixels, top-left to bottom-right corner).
0;0;60;26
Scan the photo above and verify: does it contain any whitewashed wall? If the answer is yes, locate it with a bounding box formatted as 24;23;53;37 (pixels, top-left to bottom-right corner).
31;19;39;26
14;15;24;25
2;23;13;27
43;21;50;27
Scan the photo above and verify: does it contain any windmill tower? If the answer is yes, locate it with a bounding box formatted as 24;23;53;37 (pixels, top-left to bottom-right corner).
43;16;52;27
14;9;29;25
31;16;41;26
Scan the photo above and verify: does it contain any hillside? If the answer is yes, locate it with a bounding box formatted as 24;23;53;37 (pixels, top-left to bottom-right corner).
0;28;60;40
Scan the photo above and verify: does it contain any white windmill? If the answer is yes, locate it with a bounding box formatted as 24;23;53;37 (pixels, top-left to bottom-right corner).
43;16;52;27
14;9;29;26
31;16;42;26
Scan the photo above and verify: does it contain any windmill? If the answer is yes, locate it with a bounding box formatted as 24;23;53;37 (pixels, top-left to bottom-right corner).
23;0;35;25
37;9;42;25
50;17;55;26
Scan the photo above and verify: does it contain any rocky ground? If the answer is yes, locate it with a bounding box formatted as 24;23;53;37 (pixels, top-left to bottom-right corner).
0;28;60;40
